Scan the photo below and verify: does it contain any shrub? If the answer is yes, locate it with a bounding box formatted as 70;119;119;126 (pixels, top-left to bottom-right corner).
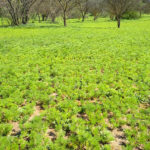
122;11;140;20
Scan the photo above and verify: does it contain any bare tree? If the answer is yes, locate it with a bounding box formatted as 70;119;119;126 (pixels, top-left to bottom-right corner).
142;0;150;14
21;0;37;24
136;0;145;16
3;0;37;25
36;0;50;21
30;0;60;23
4;0;21;25
106;0;138;28
56;0;76;26
0;1;4;17
89;0;104;21
30;0;42;22
76;0;89;22
49;0;61;23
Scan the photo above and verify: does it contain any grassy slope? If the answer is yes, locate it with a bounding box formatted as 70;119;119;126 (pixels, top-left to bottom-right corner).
0;16;150;150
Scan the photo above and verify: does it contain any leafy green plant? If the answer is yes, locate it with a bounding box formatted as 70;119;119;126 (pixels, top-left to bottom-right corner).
0;16;150;149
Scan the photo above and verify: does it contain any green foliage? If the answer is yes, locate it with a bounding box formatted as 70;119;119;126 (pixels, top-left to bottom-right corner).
0;124;12;136
122;11;140;20
0;16;150;149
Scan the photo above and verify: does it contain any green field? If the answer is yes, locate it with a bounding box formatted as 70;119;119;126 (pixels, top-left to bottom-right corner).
0;16;150;150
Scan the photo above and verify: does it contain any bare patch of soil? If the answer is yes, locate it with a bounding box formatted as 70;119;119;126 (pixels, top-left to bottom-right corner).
105;118;113;130
24;136;30;142
126;109;132;114
10;122;21;136
77;113;88;121
110;140;122;150
139;103;150;109
49;93;58;102
105;118;129;150
76;100;81;106
110;128;128;150
122;124;131;130
133;145;144;150
50;93;58;97
28;105;43;121
89;100;96;104
20;99;27;107
108;112;114;118
64;130;72;140
88;99;102;105
46;128;56;141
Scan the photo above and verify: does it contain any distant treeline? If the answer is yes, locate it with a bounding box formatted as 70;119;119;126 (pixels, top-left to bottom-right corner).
0;0;150;28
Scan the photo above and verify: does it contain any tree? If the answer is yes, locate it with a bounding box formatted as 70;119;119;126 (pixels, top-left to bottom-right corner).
76;0;89;22
31;0;60;23
35;0;51;21
106;0;139;28
136;0;146;17
4;0;21;25
143;0;150;13
3;0;37;25
89;0;104;21
56;0;76;26
0;1;4;17
49;0;61;23
21;0;38;24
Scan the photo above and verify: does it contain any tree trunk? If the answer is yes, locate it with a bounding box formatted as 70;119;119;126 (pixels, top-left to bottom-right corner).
22;16;27;24
22;11;29;24
25;15;28;23
140;11;142;17
37;14;41;23
42;15;45;21
63;12;67;27
82;15;85;22
45;15;48;21
51;16;55;23
7;0;19;25
11;16;19;26
117;17;120;28
9;11;19;25
22;16;25;24
94;15;98;21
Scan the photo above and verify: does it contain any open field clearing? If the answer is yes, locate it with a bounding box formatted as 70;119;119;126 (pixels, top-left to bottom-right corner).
0;16;150;150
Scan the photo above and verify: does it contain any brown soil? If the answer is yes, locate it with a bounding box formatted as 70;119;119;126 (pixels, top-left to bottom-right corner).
20;99;27;107
46;128;56;141
49;93;58;101
10;122;21;136
139;103;150;109
50;93;58;97
76;100;81;106
105;118;113;130
110;128;128;150
105;118;129;150
133;145;144;150
28;105;43;121
77;113;88;121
